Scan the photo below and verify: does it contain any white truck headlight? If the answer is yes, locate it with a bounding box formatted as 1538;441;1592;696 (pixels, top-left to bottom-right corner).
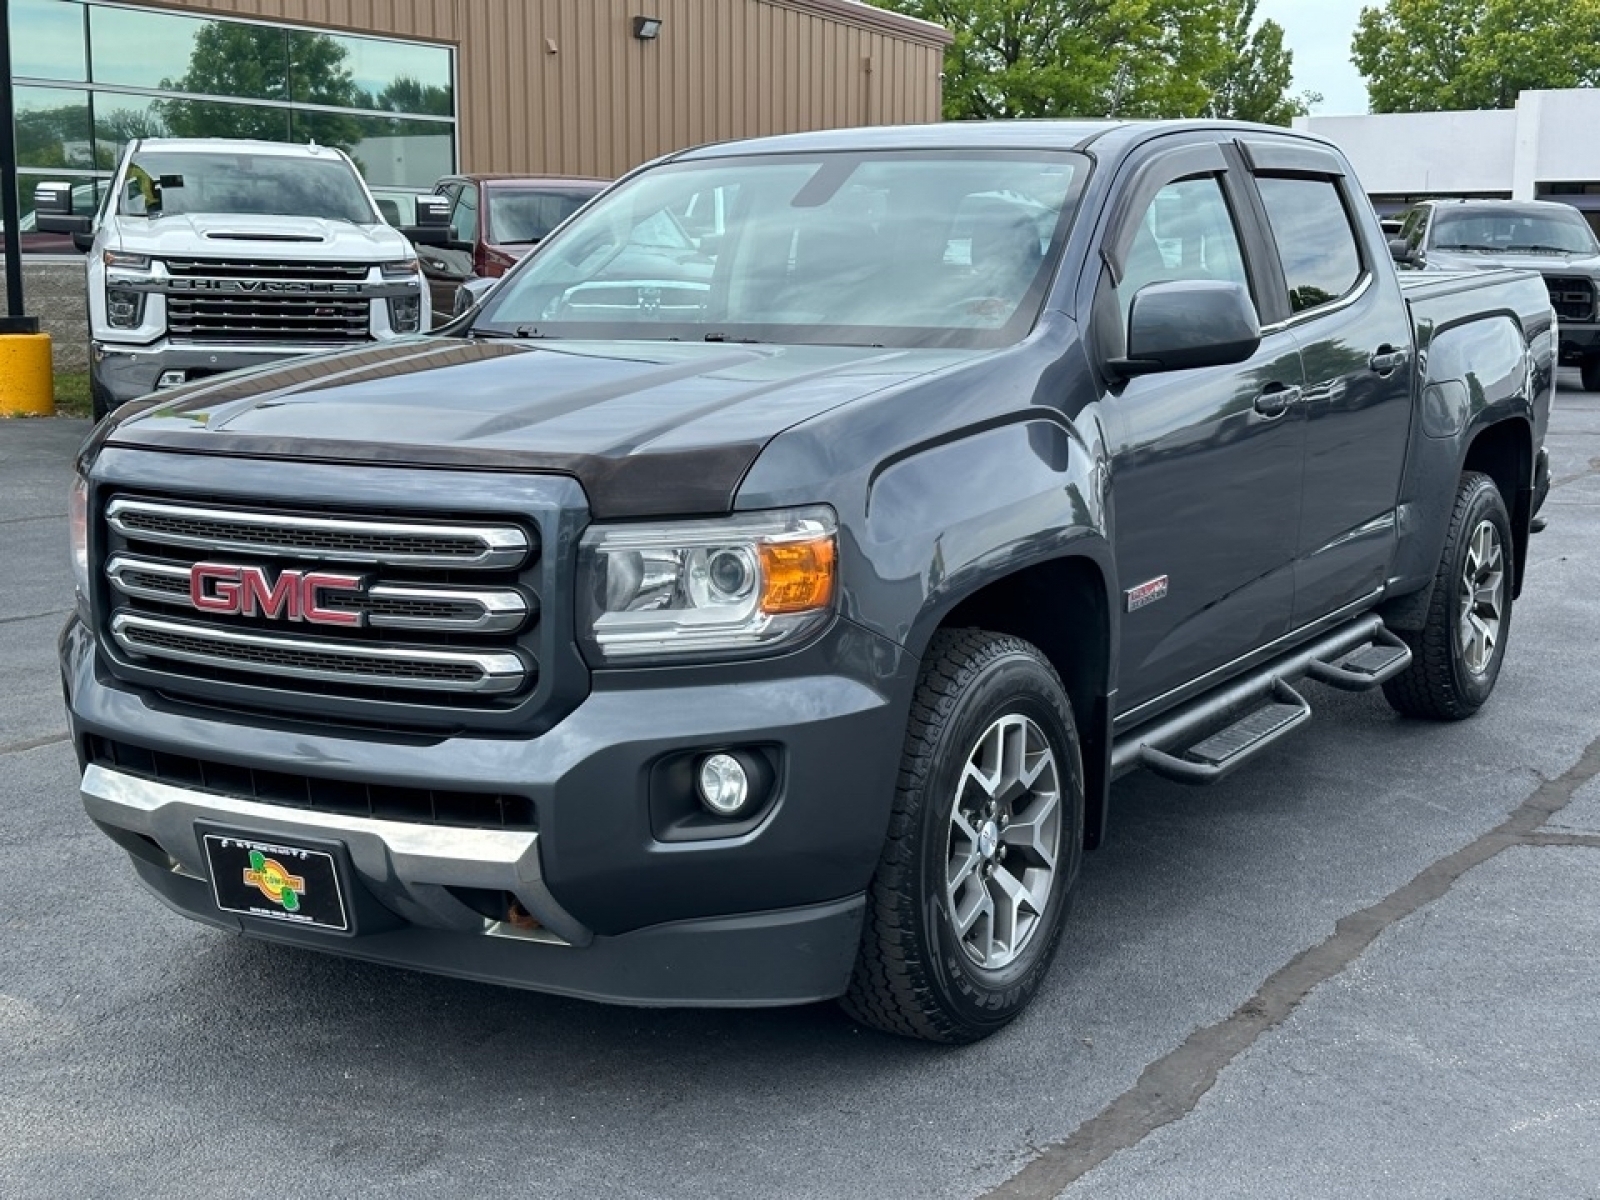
578;507;837;663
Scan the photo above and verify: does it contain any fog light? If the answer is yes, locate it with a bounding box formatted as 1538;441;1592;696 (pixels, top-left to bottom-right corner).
156;370;186;389
696;753;750;817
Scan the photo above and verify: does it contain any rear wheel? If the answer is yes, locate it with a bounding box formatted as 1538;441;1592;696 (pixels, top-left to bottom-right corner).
842;630;1084;1043
1383;471;1513;720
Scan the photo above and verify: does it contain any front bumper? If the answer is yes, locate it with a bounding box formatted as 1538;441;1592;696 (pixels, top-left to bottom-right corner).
1557;322;1600;363
61;616;914;1006
92;341;357;406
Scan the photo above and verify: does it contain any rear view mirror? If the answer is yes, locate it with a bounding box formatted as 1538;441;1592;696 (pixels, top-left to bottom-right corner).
33;181;93;236
1110;280;1261;377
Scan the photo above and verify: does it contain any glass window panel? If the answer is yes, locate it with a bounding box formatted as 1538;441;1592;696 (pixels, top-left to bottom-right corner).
90;6;289;102
92;94;291;168
11;0;87;81
14;86;94;169
319;33;454;116
306;114;454;188
1256;176;1363;313
1120;176;1251;329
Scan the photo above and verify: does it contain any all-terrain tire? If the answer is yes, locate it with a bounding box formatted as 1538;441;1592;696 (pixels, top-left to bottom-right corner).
1383;471;1513;720
841;629;1084;1044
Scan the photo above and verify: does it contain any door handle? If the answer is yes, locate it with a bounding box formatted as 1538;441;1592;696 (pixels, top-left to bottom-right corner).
1254;383;1301;418
1369;346;1406;375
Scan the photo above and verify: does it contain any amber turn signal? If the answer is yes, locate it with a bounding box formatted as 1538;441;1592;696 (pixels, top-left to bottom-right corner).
759;537;836;614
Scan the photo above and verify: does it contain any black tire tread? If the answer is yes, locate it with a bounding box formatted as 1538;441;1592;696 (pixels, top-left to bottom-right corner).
841;629;1069;1044
1382;471;1507;720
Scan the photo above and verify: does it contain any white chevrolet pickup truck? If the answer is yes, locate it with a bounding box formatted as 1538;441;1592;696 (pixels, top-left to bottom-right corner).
35;138;435;420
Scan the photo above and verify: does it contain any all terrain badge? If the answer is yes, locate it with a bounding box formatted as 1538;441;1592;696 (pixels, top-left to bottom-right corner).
1125;575;1169;612
243;850;306;913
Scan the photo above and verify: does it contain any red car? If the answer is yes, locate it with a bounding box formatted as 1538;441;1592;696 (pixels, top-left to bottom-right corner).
417;174;608;321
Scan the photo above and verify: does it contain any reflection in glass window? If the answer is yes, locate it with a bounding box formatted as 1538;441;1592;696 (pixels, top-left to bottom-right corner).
12;0;88;81
1256;176;1363;313
322;32;454;116
14;86;94;169
90;7;284;101
1119;175;1250;329
450;185;478;241
307;113;455;187
144;93;291;148
486;187;602;245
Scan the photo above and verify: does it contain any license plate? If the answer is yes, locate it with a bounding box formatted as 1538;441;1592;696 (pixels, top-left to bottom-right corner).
203;833;350;931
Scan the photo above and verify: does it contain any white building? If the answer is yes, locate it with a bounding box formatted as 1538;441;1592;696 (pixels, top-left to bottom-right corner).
1296;89;1600;230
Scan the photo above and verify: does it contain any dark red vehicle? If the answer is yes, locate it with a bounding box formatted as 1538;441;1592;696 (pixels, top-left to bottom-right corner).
418;174;608;320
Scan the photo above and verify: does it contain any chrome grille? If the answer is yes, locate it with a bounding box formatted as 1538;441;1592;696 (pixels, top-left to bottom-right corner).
107;499;530;567
101;495;542;710
1545;276;1596;322
163;258;371;281
166;293;369;344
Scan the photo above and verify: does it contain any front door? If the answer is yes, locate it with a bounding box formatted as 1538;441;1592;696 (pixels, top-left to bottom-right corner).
1099;152;1308;713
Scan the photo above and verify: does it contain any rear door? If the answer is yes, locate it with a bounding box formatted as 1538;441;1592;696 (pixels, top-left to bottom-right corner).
1097;140;1308;712
419;181;471;321
1238;140;1415;628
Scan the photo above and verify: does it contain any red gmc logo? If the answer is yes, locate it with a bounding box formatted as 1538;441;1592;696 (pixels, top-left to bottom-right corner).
190;562;364;627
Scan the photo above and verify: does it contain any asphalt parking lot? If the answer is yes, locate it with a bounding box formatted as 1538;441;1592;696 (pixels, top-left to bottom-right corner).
3;378;1598;1199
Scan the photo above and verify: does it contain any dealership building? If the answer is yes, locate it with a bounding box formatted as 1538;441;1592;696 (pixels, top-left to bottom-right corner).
1297;88;1600;232
12;0;949;218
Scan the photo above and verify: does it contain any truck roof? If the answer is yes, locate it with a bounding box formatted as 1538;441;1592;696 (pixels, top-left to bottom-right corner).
671;118;1339;161
127;138;351;159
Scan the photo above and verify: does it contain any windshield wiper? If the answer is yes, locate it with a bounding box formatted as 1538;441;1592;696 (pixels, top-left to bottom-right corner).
469;325;561;340
1505;244;1582;254
703;332;764;343
1433;243;1500;252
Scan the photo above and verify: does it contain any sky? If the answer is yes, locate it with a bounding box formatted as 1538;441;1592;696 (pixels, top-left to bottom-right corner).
1255;0;1372;116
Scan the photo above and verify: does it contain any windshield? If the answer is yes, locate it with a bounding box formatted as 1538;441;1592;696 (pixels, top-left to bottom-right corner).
486;187;603;245
1432;207;1600;255
117;150;377;223
473;150;1088;348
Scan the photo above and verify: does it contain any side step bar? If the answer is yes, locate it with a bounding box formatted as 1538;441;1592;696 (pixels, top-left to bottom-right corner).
1112;616;1412;785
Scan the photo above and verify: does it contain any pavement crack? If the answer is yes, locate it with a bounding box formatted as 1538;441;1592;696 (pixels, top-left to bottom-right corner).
0;732;70;757
981;730;1600;1199
0;609;70;626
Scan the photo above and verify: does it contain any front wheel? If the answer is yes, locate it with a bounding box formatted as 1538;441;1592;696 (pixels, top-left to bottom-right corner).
842;630;1084;1043
1383;471;1513;720
1582;355;1600;393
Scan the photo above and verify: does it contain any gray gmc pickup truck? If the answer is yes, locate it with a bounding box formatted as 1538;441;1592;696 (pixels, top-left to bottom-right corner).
62;121;1554;1043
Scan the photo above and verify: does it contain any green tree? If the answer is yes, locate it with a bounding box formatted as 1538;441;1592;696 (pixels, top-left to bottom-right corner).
371;75;454;118
878;0;1235;120
1353;0;1600;113
156;25;364;149
1205;0;1320;124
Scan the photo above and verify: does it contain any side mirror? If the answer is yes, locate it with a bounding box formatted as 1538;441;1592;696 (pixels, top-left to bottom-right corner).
1388;237;1414;265
71;230;95;253
34;180;94;235
1110;280;1261;377
401;195;452;246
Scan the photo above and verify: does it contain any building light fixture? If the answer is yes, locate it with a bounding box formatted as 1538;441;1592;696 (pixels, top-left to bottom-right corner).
632;15;663;40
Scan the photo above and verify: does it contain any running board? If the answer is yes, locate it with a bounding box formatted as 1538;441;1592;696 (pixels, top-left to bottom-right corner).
1112;615;1406;785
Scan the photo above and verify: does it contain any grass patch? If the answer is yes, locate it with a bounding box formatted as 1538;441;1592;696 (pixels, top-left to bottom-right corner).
55;369;92;419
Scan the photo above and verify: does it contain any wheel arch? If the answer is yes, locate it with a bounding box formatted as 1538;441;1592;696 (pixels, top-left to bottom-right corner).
928;549;1117;852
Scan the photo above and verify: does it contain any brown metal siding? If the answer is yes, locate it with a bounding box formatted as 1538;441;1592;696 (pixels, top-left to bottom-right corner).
135;0;945;176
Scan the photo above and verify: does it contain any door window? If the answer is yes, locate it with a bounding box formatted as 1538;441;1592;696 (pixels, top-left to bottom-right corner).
1256;176;1363;314
450;184;478;244
1118;175;1251;331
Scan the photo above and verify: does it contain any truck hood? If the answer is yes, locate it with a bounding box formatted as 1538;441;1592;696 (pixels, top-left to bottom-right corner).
111;213;415;262
1426;248;1600;275
103;336;983;516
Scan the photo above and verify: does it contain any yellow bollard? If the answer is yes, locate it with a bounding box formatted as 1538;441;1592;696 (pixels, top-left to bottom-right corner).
0;332;55;416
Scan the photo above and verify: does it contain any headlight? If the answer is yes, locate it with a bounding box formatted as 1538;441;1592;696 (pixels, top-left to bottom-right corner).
381;257;420;278
102;250;150;270
387;293;422;333
69;473;91;622
106;287;146;328
578;506;837;663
